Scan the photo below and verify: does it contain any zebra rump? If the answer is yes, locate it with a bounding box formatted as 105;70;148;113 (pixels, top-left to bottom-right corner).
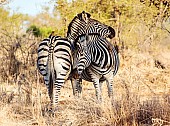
37;34;73;110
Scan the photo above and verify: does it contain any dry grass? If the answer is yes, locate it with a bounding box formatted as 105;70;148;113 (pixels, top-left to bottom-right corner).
0;47;170;126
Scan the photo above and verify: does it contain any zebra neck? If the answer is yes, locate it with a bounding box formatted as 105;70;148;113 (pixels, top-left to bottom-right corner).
87;34;101;41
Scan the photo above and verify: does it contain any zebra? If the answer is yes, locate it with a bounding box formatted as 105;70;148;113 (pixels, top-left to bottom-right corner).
74;33;119;101
37;11;118;108
67;11;115;44
37;33;73;110
67;11;119;101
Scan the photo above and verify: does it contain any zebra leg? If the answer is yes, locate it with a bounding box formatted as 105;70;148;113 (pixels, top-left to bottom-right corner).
105;79;113;98
71;78;82;97
99;80;104;95
44;75;53;103
71;70;82;97
104;72;114;98
94;78;102;102
52;77;65;111
77;77;82;97
89;71;102;102
70;78;76;96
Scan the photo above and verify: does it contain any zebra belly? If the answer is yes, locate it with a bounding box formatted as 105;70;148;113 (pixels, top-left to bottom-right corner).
81;69;93;82
90;64;113;75
80;68;106;82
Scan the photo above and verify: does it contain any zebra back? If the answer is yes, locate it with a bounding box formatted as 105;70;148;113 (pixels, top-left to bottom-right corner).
37;35;61;76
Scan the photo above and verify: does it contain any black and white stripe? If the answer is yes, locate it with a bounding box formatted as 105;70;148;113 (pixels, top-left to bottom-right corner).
75;34;119;101
67;11;119;101
37;34;73;110
37;11;119;106
67;11;115;44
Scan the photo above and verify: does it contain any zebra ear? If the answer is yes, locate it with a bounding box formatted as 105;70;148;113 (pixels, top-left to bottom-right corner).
86;12;91;18
82;13;90;23
82;11;91;18
77;11;91;23
77;13;83;21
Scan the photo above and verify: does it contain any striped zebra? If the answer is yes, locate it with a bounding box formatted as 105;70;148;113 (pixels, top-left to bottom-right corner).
67;11;119;101
75;33;119;101
37;34;73;110
37;11;117;108
67;11;115;44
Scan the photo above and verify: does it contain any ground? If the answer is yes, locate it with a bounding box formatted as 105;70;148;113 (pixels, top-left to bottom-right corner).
0;49;170;126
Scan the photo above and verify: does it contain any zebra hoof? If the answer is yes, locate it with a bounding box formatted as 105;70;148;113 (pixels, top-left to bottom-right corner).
48;109;55;117
47;107;59;117
74;93;82;99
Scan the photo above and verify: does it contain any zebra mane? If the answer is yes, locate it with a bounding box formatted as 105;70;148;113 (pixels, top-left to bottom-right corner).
75;33;100;43
67;16;77;37
89;18;116;39
67;11;91;37
67;15;102;34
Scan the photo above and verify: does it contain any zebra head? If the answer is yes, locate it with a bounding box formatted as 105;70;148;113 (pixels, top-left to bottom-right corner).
87;19;115;39
76;34;91;75
67;11;90;44
67;11;115;45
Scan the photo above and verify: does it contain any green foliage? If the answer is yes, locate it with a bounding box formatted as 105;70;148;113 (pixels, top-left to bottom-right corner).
26;25;53;37
0;7;9;25
1;0;170;50
39;27;53;37
0;7;25;33
52;0;170;51
26;25;41;37
140;0;170;20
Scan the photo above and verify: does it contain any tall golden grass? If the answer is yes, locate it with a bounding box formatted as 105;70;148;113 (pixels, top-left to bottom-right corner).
0;36;170;126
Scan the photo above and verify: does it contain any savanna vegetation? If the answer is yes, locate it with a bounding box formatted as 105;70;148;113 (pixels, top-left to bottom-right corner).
0;0;170;125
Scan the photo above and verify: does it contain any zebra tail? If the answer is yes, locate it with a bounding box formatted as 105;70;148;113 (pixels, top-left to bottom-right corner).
48;71;53;100
47;44;56;101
